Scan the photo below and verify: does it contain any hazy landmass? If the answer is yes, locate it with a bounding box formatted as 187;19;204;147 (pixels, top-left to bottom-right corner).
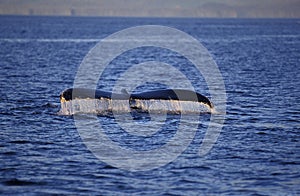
0;0;299;18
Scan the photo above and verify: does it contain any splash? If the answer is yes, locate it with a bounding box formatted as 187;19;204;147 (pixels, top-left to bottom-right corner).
58;98;213;115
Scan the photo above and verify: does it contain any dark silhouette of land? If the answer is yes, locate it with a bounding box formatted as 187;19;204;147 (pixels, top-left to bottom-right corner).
0;0;299;18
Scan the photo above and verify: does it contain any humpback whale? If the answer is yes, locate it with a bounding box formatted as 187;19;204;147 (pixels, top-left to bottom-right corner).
59;88;213;115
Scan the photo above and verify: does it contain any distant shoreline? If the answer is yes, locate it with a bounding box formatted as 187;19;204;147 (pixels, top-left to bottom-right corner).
0;14;299;20
1;0;299;19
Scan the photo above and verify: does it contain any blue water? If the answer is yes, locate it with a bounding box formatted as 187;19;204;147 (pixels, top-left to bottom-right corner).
1;16;300;195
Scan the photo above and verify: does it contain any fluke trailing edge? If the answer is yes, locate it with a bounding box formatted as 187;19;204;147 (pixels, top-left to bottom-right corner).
60;88;213;107
59;88;213;115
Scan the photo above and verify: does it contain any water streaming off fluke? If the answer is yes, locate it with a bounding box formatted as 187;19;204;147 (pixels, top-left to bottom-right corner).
59;88;213;115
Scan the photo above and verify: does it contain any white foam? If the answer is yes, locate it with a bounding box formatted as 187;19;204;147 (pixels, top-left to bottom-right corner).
58;98;212;115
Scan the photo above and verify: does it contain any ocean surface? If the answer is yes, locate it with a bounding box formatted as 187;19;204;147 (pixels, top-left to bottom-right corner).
0;16;299;195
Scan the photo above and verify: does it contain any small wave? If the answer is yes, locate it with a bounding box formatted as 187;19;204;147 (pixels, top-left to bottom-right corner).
43;102;59;108
201;34;300;44
58;98;212;115
0;38;100;43
9;140;30;144
2;178;44;186
2;151;17;156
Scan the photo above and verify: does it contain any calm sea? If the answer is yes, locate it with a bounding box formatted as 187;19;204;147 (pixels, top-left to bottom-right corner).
0;16;299;195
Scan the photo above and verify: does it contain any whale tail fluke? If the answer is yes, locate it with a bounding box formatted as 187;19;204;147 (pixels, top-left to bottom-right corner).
59;88;213;115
